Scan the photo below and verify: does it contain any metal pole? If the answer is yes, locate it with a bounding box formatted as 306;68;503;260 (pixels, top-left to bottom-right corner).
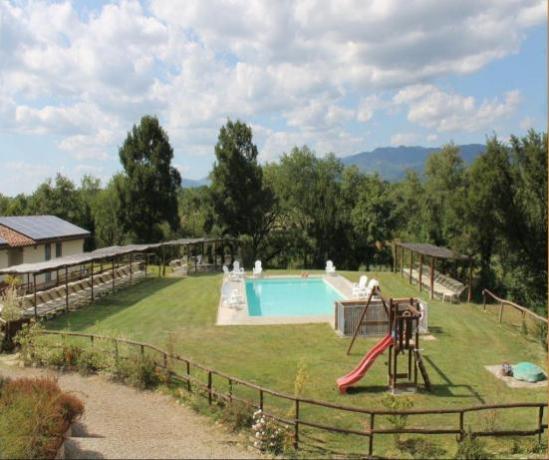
65;266;69;313
33;273;37;320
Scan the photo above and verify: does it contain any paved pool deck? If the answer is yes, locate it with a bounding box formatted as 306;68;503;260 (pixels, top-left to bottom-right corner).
216;273;354;326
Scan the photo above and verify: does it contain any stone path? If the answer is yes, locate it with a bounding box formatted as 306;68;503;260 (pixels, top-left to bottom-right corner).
0;360;255;459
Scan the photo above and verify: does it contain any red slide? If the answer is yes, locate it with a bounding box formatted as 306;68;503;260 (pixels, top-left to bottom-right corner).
337;334;393;394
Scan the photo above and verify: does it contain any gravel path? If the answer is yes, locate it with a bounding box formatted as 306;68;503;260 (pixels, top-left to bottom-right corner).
0;361;256;459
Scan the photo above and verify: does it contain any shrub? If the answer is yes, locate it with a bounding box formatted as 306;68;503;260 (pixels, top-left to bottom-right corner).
218;400;254;432
454;428;492;459
251;409;287;455
0;376;84;459
109;355;160;390
77;349;108;375
381;393;414;446
398;438;447;459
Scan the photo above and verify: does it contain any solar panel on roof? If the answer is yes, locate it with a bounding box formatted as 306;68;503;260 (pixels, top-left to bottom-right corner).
0;215;89;241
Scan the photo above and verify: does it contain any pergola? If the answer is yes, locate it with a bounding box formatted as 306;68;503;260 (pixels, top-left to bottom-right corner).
0;236;238;320
393;242;473;301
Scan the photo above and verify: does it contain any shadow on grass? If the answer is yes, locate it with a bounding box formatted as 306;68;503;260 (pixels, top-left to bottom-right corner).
424;354;485;404
45;278;181;332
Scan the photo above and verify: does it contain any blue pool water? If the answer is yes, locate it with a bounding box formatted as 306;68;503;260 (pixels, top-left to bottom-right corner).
246;278;343;317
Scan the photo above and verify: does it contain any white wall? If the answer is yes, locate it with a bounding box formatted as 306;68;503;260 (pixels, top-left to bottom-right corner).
0;249;8;283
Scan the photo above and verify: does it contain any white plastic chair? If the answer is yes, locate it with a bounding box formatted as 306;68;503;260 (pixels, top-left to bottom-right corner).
232;261;245;279
352;275;369;298
224;288;243;309
252;260;263;278
363;278;380;297
325;260;336;275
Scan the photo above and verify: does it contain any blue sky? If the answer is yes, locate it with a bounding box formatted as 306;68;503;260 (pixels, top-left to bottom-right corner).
0;0;546;195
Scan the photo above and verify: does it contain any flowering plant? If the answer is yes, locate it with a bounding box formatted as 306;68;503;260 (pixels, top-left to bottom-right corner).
251;409;286;455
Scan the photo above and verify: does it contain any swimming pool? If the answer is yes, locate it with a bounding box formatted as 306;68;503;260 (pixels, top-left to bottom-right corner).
245;277;344;317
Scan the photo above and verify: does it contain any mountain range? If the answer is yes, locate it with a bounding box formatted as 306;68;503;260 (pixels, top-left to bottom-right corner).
181;144;486;187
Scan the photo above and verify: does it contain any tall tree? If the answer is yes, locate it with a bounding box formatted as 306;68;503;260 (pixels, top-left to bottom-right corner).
210;120;275;260
118;116;181;243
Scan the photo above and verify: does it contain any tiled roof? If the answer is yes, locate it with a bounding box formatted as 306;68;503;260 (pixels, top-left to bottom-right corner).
0;215;89;241
0;225;36;247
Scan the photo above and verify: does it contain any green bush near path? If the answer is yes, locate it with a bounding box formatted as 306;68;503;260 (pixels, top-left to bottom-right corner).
44;270;547;457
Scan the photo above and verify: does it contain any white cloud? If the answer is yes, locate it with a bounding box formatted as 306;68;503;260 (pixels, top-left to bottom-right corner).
519;116;536;131
390;132;419;146
394;85;521;132
0;0;543;181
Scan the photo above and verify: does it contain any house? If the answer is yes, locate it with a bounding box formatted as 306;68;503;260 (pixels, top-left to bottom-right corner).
0;216;90;286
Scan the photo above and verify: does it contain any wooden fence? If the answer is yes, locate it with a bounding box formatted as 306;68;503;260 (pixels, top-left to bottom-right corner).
39;330;547;457
482;289;547;333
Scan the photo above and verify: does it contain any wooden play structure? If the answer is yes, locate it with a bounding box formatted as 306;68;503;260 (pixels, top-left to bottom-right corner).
337;285;431;393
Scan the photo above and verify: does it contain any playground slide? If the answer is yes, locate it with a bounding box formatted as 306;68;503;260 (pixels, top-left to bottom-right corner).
337;334;393;394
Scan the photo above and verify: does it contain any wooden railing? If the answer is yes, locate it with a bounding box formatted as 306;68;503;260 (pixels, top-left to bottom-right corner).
482;289;547;326
38;330;547;457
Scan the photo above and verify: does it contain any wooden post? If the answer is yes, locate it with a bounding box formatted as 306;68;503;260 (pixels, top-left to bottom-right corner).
368;413;375;457
400;245;404;276
392;242;397;272
458;412;465;441
33;273;37;320
213;241;217;270
112;257;115;293
409;250;413;284
186;361;191;392
429;257;435;300
499;302;504;323
467;257;473;302
418;254;423;292
294;399;300;450
346;288;377;355
482;290;486;311
64;266;69;312
129;253;133;284
537;406;544;443
90;261;94;302
207;371;212;405
259;389;264;411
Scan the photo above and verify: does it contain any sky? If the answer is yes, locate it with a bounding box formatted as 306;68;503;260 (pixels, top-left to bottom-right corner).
0;0;546;195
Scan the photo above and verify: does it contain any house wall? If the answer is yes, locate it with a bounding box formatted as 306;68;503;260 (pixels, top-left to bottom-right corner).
1;238;86;285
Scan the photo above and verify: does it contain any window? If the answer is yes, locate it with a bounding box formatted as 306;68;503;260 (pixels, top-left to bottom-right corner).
56;241;62;258
45;243;51;261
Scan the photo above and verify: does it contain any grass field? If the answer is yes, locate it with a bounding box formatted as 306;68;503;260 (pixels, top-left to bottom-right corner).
46;270;547;457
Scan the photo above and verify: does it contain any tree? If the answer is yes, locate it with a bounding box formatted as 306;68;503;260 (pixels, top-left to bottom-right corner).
423;143;467;249
210;120;275;260
93;175;127;247
465;137;511;289
118;115;181;243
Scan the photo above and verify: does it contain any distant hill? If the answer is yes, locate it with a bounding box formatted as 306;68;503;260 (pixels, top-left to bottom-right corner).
182;177;211;188
341;144;485;181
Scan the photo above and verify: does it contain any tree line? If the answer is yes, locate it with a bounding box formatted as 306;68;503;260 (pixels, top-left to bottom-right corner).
1;116;546;312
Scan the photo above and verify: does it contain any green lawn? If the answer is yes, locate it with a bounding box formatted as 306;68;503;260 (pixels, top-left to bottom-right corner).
46;270;547;457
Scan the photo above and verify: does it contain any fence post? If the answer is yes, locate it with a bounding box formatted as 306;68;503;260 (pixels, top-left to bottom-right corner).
90;335;94;347
538;406;544;443
163;352;168;369
259;389;264;411
458;411;465;441
186;361;191;392
294;399;300;450
207;371;212;405
228;378;233;403
140;344;145;359
482;290;486;311
499;303;504;324
368;413;375;457
113;339;119;363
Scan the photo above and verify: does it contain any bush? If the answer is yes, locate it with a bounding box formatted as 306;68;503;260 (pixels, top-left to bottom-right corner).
77;349;108;376
398;438;446;459
218;400;253;432
109;355;160;390
251;409;287;455
381;393;414;446
454;428;492;459
0;376;84;459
